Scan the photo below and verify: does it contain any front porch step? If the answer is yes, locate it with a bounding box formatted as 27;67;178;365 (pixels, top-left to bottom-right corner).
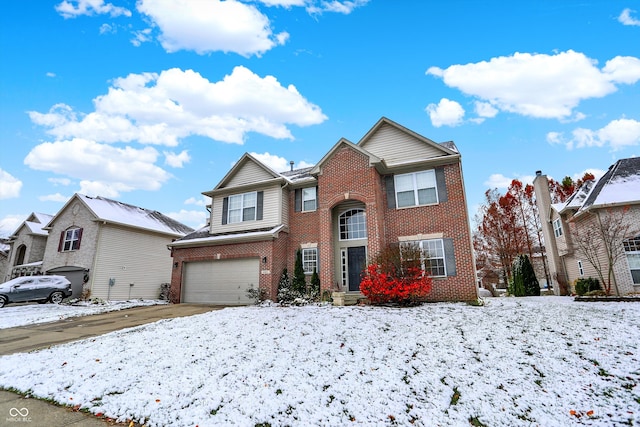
332;291;367;306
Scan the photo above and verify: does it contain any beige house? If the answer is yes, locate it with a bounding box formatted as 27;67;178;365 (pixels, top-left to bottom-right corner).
534;157;640;295
4;212;54;281
37;194;194;300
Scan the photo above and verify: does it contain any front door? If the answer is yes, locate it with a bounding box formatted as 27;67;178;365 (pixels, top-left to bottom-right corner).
347;246;367;292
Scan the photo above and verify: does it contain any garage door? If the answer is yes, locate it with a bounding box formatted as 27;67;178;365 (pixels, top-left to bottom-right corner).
182;259;258;305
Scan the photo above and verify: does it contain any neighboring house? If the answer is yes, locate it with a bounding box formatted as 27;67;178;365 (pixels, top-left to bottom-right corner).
4;212;54;281
534;157;640;296
0;238;10;281
169;117;478;305
37;194;194;300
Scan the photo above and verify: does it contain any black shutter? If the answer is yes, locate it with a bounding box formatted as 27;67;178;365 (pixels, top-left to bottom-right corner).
222;197;229;225
314;186;318;210
256;191;263;220
294;189;302;212
444;238;456;276
385;175;396;209
435;167;448;203
58;231;64;252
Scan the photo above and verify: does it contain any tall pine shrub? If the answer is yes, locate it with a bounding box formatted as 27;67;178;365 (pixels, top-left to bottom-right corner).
292;249;307;296
509;254;539;297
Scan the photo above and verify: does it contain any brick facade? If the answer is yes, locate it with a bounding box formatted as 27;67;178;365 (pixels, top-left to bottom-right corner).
170;118;478;303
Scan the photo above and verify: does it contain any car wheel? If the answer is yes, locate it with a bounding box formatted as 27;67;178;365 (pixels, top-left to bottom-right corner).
0;296;7;308
49;291;64;304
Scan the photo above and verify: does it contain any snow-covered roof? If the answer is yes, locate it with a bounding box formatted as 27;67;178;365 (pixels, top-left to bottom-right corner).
581;157;640;209
25;213;54;236
556;157;640;216
77;194;194;237
171;225;286;247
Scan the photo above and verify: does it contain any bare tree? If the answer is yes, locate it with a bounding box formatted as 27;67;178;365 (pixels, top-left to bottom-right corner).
569;206;635;295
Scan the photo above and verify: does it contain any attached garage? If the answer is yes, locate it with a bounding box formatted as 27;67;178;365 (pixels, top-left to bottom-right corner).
182;258;258;305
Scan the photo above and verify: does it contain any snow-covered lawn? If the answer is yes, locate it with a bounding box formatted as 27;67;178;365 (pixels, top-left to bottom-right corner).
1;297;639;426
0;300;166;329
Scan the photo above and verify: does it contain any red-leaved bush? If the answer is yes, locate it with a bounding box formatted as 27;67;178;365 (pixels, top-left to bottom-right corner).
360;263;432;305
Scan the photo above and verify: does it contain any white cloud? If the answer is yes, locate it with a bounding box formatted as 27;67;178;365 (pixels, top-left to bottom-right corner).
549;118;640;151
165;209;208;229
184;196;211;207
24;139;171;197
619;8;640;26
0;169;22;199
427;50;640;120
306;0;370;14
137;0;288;57
39;193;69;202
474;101;498;118
484;173;536;190
259;0;306;7
249;152;315;172
48;177;72;186
164;150;191;168
55;0;131;18
0;214;25;237
29;67;326;146
46;72;56;78
131;28;152;47
425;98;465;127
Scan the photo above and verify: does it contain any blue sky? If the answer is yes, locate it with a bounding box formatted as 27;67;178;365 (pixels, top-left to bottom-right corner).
1;0;639;234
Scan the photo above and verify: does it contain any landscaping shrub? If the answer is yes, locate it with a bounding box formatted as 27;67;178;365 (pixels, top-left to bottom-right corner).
574;277;601;296
509;254;539;296
292;249;307;296
360;243;432;305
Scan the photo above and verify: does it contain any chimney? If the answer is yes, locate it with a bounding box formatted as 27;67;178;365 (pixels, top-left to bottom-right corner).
536;170;542;176
290;160;294;172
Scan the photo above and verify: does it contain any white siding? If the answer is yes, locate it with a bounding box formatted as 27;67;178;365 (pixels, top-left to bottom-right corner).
90;225;173;300
361;123;445;165
210;184;282;234
226;161;275;188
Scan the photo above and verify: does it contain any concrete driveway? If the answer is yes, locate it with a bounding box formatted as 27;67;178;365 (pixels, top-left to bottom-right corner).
0;303;225;356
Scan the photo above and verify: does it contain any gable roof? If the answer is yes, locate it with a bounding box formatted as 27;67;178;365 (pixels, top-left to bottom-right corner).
358;117;460;158
47;194;193;237
9;212;54;239
556;157;640;216
210;153;285;192
310;137;382;176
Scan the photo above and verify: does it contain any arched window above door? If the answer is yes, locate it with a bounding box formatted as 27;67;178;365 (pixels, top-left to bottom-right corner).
339;209;367;240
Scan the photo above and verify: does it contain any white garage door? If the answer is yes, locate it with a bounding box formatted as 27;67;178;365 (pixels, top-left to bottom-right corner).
182;259;258;305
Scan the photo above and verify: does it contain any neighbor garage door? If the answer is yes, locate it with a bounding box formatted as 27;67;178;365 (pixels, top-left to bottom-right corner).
182;259;258;305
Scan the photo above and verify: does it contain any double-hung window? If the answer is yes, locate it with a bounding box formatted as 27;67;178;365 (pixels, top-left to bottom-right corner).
228;192;257;223
400;239;447;277
302;187;317;212
395;170;437;208
61;227;82;252
553;218;563;238
302;248;318;274
623;237;640;285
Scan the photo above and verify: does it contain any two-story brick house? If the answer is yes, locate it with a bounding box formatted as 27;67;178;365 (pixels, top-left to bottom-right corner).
169;117;478;304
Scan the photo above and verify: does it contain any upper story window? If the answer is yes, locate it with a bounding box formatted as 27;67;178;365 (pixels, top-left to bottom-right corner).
339;209;367;240
302;248;318;274
228;192;257;223
302;187;317;211
295;187;317;212
59;227;82;252
395;170;437;208
553;218;563;238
